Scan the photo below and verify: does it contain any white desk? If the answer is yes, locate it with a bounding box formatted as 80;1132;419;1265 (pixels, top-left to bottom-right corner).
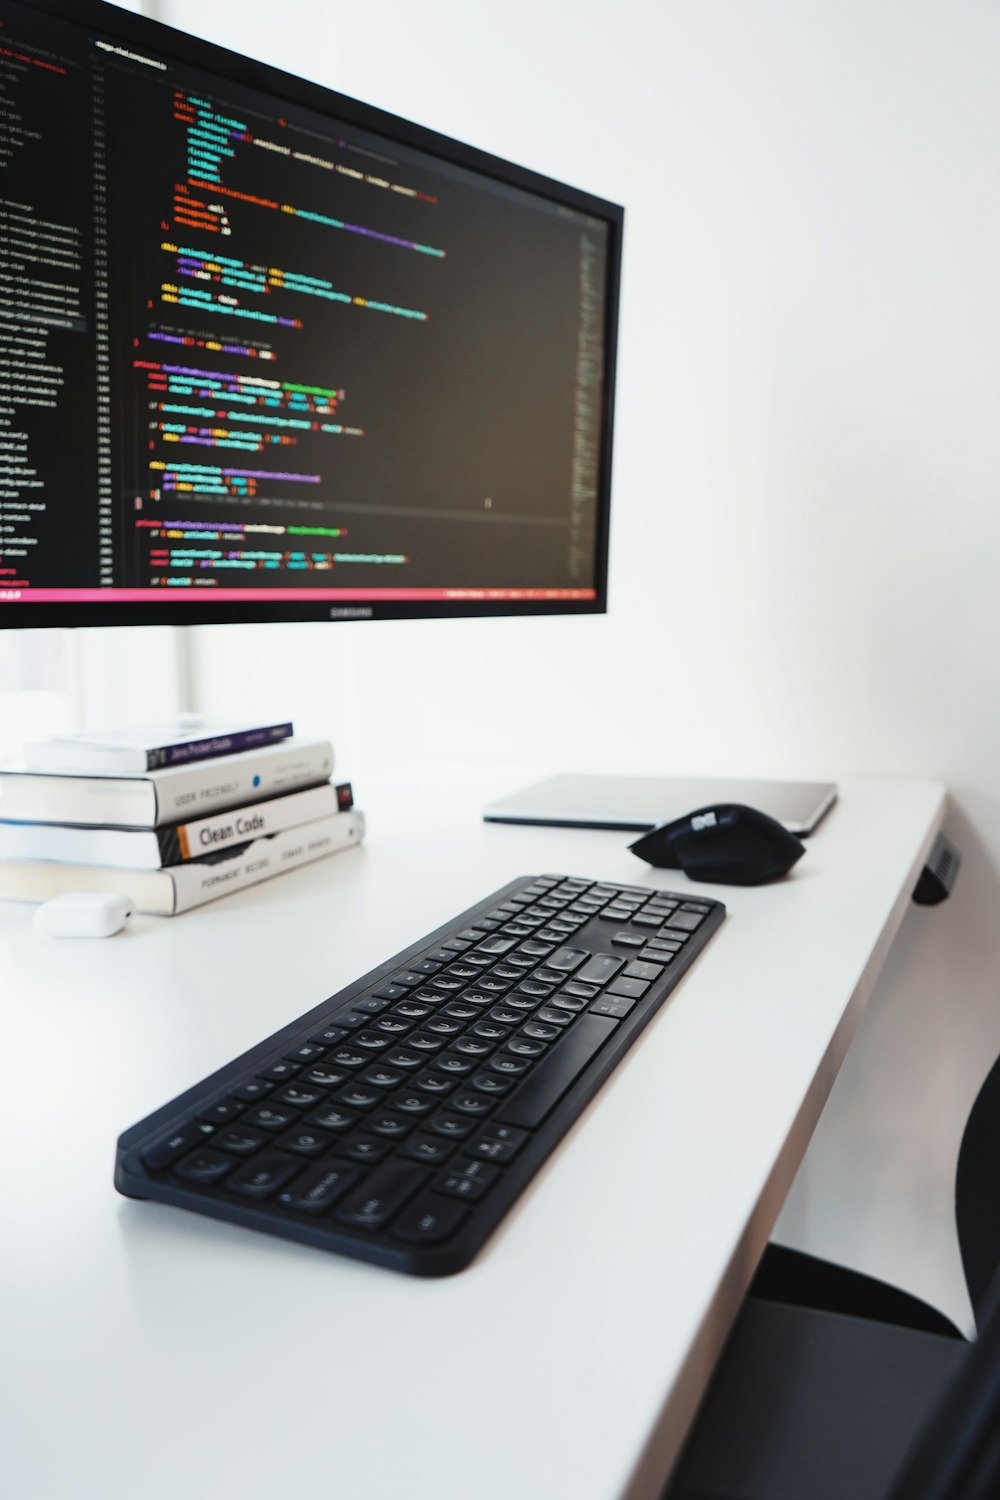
1;769;944;1500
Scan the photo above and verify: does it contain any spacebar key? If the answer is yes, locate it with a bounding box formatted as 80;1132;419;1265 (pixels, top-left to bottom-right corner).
493;1015;619;1129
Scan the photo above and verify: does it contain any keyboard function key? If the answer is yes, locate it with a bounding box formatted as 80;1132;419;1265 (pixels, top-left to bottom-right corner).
353;996;390;1016
141;1122;215;1171
230;1079;275;1103
372;984;409;1002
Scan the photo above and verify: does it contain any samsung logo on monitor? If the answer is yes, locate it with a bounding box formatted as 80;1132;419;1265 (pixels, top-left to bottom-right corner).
329;607;374;619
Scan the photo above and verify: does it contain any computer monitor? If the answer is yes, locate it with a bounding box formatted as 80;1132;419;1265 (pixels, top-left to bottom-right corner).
0;0;622;629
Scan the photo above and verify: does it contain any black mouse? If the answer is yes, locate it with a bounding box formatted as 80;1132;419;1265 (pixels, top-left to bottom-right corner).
629;803;806;885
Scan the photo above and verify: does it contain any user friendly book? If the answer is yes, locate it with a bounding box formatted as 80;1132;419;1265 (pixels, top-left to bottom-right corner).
0;726;365;916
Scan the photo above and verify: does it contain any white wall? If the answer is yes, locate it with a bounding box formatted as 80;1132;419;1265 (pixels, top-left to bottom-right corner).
160;0;1000;1324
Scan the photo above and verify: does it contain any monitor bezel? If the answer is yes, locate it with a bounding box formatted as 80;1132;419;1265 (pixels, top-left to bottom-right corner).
1;0;622;629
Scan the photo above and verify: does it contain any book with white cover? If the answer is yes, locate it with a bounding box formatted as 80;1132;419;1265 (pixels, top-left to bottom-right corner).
0;781;353;869
0;809;365;915
0;738;333;828
24;716;293;773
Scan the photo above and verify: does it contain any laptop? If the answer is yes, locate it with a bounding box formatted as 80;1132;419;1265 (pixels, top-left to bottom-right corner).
483;774;838;837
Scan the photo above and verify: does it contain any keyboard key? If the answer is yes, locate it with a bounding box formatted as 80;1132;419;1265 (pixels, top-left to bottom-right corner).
309;1025;347;1047
276;1084;327;1109
307;1106;358;1132
468;1130;527;1164
175;1149;233;1183
230;1079;275;1103
245;1104;298;1132
227;1154;299;1199
354;1031;393;1051
260;1060;300;1082
368;1113;413;1139
547;951;591;975
471;1072;512;1095
506;1036;545;1057
400;1136;455;1166
394;1001;433;1020
302;1066;346;1089
575;955;624;986
353;996;390;1015
142;1122;214;1170
414;1071;454;1095
434;1169;492;1201
215;1128;266;1155
611;931;645;948
330;1047;367;1069
561;981;600;1000
451;1091;494;1117
590;996;637;1019
279;1162;360;1214
198;1101;239;1125
373;1016;413;1035
338;1136;391;1165
522;1021;560;1041
429;1114;475;1140
335;1162;429;1230
475;936;517;955
383;1048;425;1070
408;1032;446;1052
607;977;650;1000
361;1067;404;1090
666;910;705;932
623;960;665;982
436;1053;476;1076
487;1053;531;1076
453;1036;493;1057
274;1127;328;1157
392;1092;435;1117
335;1084;381;1110
392;1197;469;1244
372;984;409;1002
494;1015;619;1129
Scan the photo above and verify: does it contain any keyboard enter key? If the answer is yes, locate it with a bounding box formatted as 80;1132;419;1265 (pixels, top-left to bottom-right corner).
575;954;624;986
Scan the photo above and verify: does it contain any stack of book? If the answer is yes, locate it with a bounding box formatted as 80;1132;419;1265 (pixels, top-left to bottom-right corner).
0;717;364;915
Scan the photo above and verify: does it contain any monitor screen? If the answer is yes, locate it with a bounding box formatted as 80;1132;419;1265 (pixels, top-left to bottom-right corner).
0;0;622;627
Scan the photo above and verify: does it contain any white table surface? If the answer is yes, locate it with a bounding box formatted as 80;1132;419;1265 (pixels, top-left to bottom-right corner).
0;768;944;1500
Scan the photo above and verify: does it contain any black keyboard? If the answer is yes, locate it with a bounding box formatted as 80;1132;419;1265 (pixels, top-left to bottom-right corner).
115;874;725;1275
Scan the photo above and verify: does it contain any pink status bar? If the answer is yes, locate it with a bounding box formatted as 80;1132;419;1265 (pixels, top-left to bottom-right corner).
1;586;596;603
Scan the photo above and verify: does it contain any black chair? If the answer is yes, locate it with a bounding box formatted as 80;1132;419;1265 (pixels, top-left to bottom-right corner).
664;1051;1000;1500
